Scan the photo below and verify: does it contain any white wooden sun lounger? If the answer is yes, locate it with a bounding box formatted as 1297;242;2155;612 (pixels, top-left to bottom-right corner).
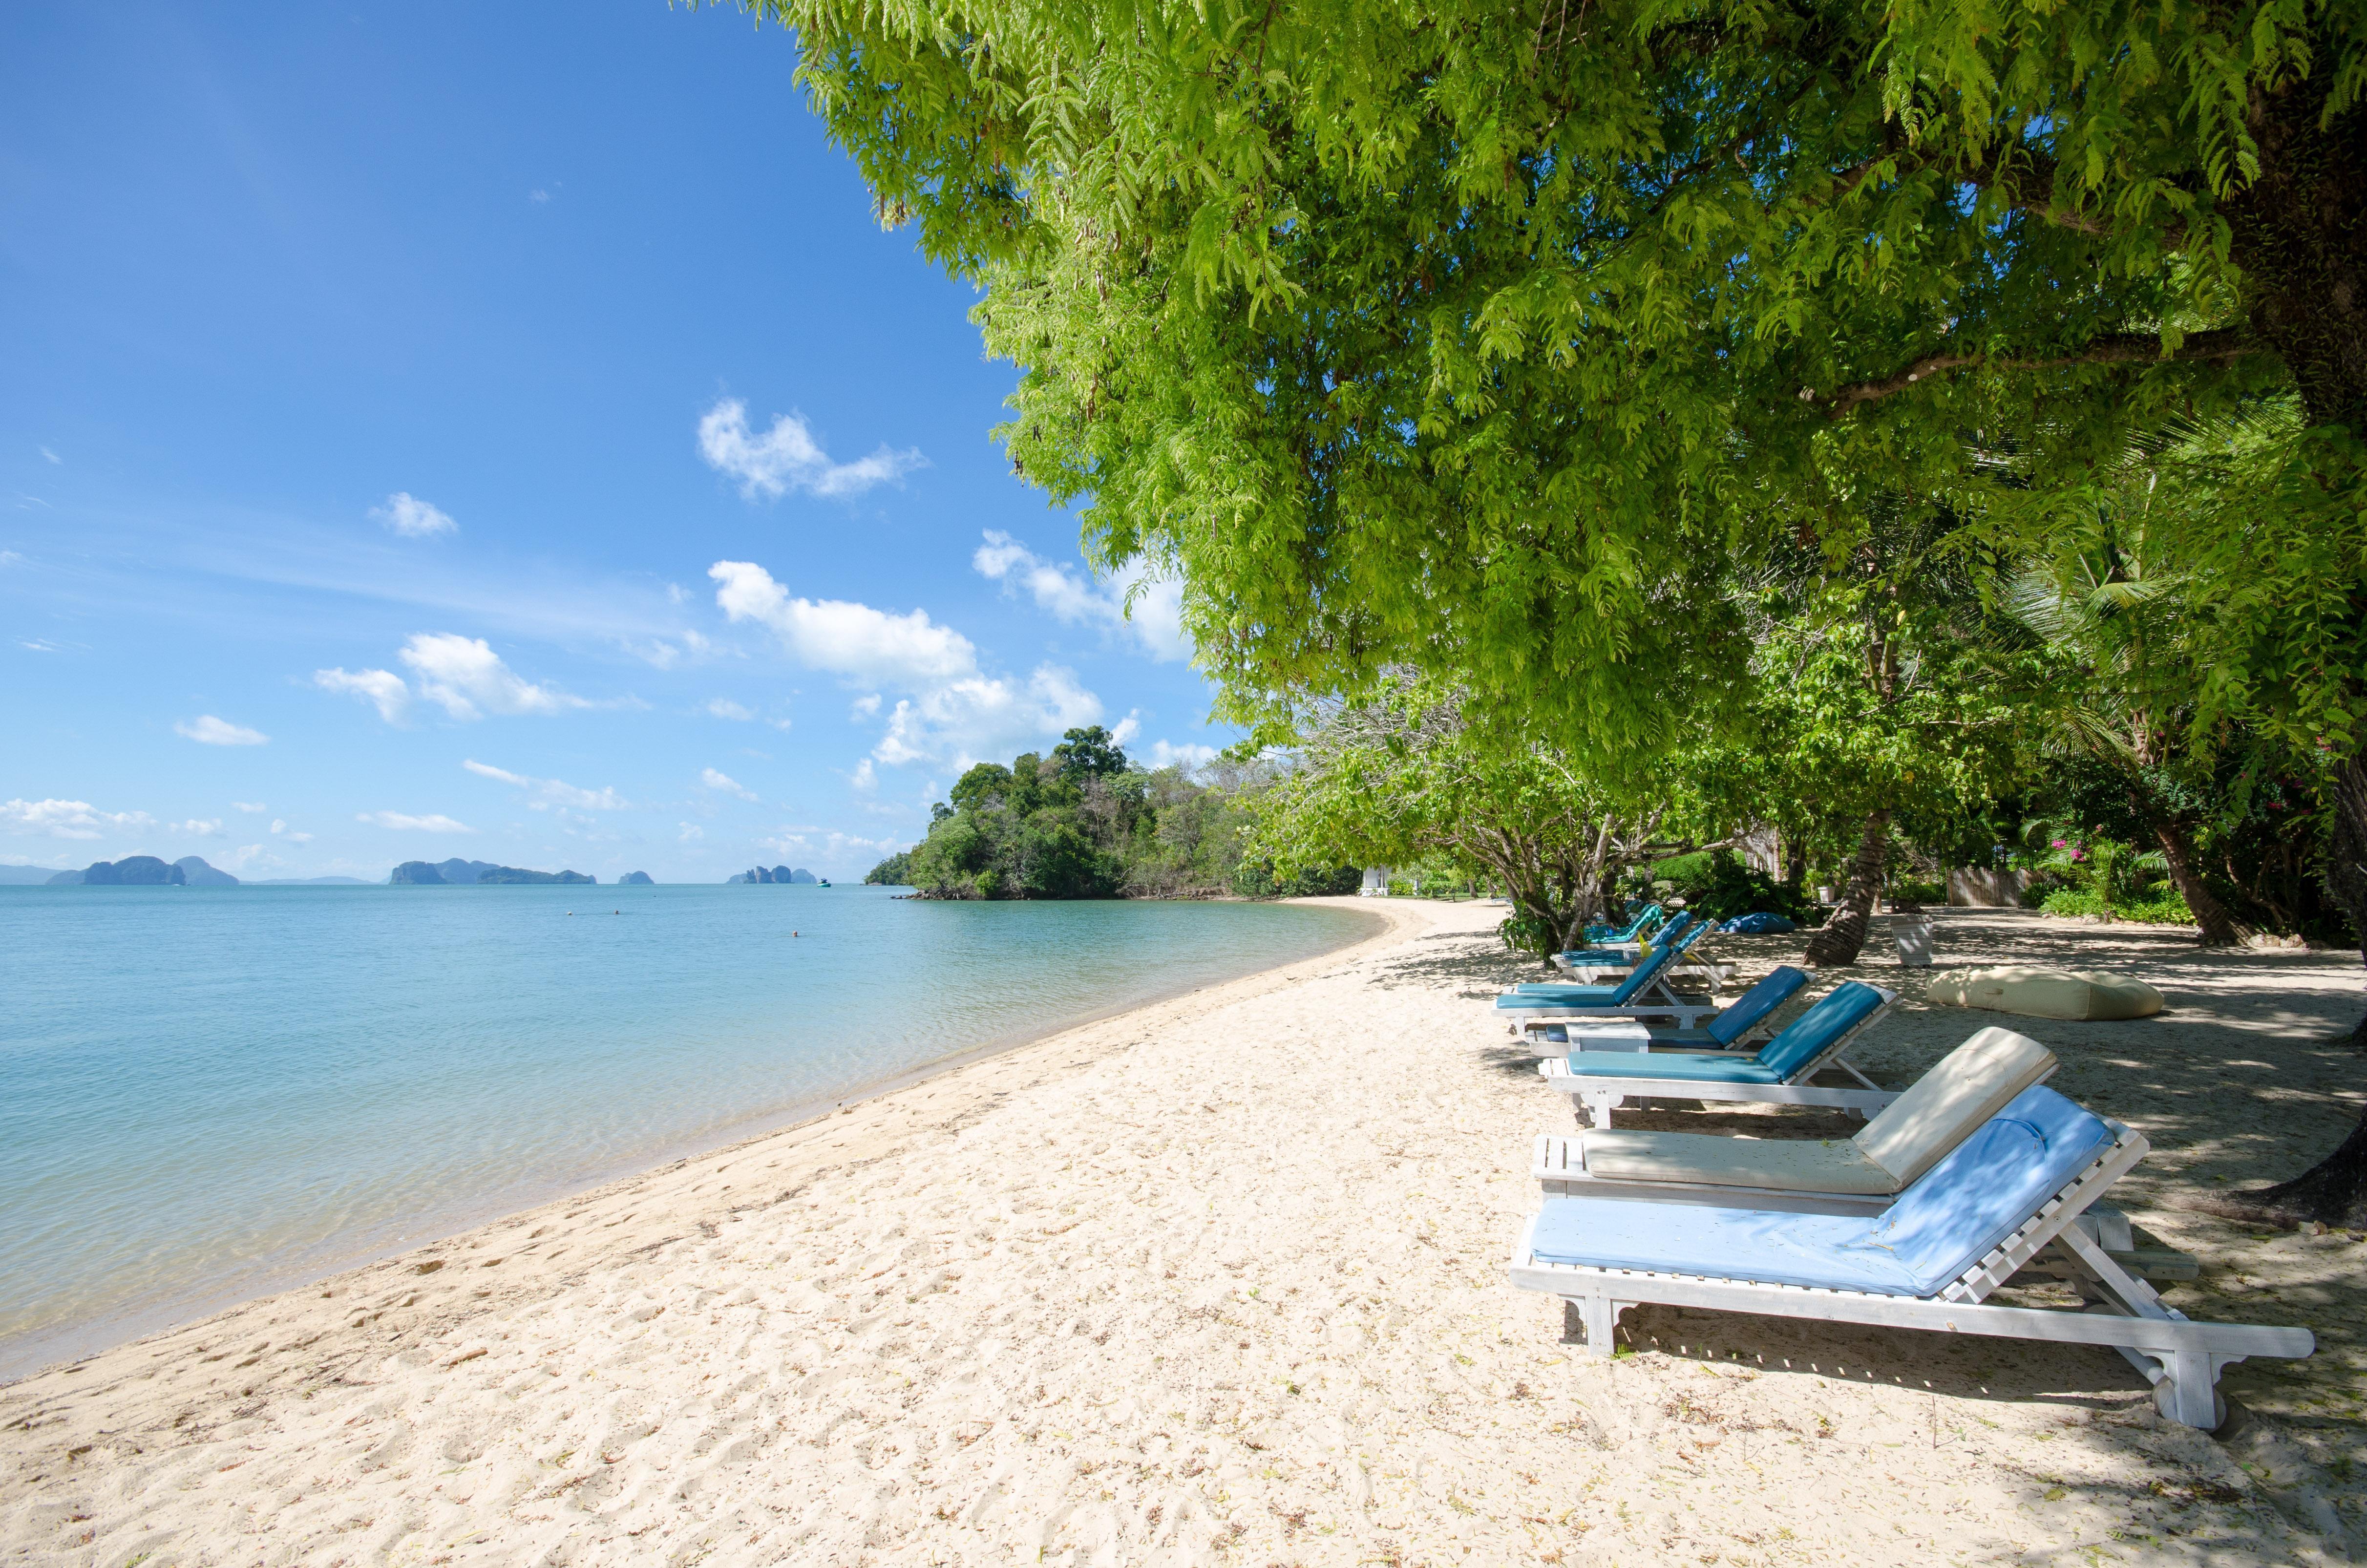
1537;984;1898;1127
1509;1097;2313;1428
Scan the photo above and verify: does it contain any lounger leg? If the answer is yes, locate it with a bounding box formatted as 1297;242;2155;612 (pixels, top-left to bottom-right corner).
1561;1292;1619;1356
2155;1351;2228;1430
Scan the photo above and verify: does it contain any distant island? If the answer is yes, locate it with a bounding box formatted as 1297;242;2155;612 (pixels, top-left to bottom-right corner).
392;859;594;885
729;866;816;884
616;870;654;885
45;855;241;887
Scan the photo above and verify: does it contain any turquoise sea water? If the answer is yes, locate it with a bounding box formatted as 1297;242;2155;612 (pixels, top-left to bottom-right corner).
0;885;1373;1379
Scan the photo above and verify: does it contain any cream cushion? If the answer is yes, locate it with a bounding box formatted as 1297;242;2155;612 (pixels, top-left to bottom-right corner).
1577;1025;2058;1195
1580;1130;1897;1194
1852;1026;2058;1186
1927;966;2164;1021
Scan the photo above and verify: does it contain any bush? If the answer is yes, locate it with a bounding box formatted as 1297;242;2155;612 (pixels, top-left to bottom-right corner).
2038;887;2196;925
1499;911;1559;957
863;850;915;886
1888;878;1946;905
1648;849;1808;923
1232;861;1363;898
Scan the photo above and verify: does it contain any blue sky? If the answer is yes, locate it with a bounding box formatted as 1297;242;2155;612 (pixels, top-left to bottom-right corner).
0;4;1223;883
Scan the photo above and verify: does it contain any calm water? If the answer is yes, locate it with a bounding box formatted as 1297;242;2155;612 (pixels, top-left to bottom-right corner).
0;885;1373;1378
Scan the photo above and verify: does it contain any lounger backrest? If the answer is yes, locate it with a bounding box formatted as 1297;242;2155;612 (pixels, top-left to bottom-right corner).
1606;938;1677;1004
1704;965;1811;1046
1852;1027;2058;1187
1752;981;1887;1078
1845;1086;2115;1295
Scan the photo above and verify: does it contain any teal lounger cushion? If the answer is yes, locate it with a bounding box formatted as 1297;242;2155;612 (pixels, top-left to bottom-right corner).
1556;1052;1788;1084
1527;1086;2114;1296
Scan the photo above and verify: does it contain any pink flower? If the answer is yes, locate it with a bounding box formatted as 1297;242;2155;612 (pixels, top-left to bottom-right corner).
2050;839;2067;848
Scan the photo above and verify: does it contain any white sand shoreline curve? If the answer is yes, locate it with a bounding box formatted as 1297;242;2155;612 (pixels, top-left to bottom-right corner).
2;900;2360;1566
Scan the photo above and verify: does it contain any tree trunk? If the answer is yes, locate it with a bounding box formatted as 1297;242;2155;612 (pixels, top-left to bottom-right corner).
1804;809;1888;966
2135;799;2244;946
2190;755;2367;1228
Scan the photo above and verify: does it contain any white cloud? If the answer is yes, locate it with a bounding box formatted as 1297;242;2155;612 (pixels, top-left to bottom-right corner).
972;530;1191;662
265;818;312;843
233;801;267;813
850;758;877;792
40;446;61;465
529;188;551;204
1146;739;1221;770
462;758;628;811
678;822;704;842
373;492;458;538
175;714;269;747
1111;713;1141;745
712;562;977;687
701;767;758;802
873;664;1102;770
703;698;755;720
0;550;22;568
314;666;411;722
1;798;157;841
170;818;224;837
399;633;586;720
357;811;474;832
697;399;927;501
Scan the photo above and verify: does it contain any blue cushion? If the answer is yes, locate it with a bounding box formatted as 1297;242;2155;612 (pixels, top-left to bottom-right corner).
1557;1052;1783;1083
1753;981;1885;1077
1841;1086;2114;1293
1503;941;1674;1008
1526;1087;2115;1296
1704;966;1810;1046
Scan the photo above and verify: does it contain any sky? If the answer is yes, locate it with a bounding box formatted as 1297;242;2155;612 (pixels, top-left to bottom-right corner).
0;3;1226;884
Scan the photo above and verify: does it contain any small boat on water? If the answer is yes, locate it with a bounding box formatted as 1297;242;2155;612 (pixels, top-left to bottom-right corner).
818;878;832;888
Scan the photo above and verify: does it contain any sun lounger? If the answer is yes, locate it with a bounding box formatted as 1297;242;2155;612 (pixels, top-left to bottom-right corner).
1519;965;1811;1056
1509;1084;2314;1427
1492;939;1725;1030
1536;980;1897;1126
1580;902;1664;946
1552;911;1692;969
1533;1024;2057;1212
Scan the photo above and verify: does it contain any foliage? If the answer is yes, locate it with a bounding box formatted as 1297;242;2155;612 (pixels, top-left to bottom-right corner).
1647;850;1808;925
896;726;1308;899
1247;673;1697;957
1230;861;1363;899
862;849;915;886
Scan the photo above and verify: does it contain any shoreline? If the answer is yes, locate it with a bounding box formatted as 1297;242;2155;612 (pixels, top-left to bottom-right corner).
0;896;1407;1388
7;900;2356;1566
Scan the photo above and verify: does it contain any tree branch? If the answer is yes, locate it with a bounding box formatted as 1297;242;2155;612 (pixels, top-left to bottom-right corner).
1799;329;2268;417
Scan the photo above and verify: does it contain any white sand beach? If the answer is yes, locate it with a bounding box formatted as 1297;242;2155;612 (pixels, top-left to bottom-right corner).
4;899;2364;1566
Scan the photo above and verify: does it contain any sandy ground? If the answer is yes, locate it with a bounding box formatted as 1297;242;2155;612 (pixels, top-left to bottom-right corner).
3;897;2364;1567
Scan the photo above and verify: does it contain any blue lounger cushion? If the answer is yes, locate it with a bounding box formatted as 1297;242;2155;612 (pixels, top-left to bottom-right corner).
1702;966;1810;1047
1553;1052;1788;1084
1528;917;1698;984
1554;914;1693;967
1527;1086;2114;1295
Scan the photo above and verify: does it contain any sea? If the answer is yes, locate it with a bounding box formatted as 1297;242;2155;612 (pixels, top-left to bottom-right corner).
0;884;1375;1380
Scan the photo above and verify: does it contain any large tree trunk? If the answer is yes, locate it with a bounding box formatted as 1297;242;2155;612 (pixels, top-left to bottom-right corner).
2190;757;2367;1229
2134;797;2244;946
1804;809;1889;966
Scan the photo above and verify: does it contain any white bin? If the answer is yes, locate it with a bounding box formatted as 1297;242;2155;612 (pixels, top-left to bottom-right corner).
1890;913;1935;967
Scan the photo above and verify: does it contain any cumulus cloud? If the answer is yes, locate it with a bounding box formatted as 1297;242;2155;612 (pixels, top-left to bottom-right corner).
711;562;977;687
400;634;586;720
462;759;628;811
874;665;1102;770
313;666;411;722
356;811;474;832
268;819;314;843
703;698;755;721
1;798;156;841
373;492;458;538
233;801;267;813
713;558;1108;771
697;399;926;501
701;767;758;802
972;530;1191;662
175;714;269;747
170;818;224;837
678;823;704;842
